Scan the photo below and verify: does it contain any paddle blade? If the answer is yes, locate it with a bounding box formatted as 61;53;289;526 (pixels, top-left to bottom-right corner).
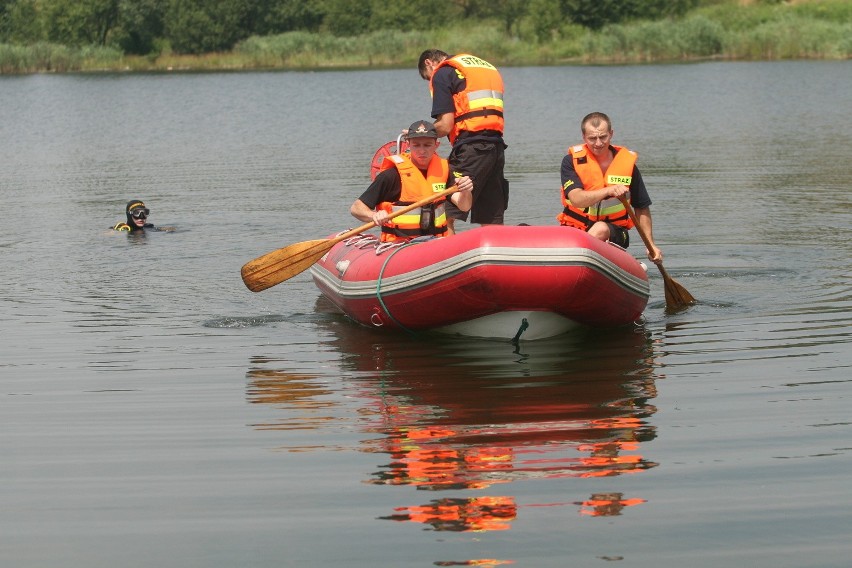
656;265;696;311
241;239;333;292
663;277;696;311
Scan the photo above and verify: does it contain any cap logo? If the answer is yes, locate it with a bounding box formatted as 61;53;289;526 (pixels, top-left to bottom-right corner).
415;123;428;134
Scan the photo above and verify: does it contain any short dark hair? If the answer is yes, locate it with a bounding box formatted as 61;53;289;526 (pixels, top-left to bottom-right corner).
418;49;448;78
581;112;612;134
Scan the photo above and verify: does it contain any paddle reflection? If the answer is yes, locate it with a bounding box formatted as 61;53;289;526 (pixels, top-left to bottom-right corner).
245;365;340;437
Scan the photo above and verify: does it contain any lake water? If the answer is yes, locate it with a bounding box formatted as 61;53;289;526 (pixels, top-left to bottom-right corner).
1;61;850;567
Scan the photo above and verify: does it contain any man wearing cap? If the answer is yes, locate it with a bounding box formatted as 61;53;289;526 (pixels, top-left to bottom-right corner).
417;49;508;234
351;120;473;242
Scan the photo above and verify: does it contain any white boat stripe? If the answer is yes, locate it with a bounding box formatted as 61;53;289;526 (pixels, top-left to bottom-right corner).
310;246;650;299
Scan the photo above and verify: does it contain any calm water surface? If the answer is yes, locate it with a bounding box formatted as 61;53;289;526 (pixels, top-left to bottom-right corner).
1;61;851;567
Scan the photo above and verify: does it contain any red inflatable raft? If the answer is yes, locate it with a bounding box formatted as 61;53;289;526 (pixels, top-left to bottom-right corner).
310;225;650;341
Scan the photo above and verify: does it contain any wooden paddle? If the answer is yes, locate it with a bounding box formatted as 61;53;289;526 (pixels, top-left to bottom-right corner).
618;196;696;310
241;187;459;292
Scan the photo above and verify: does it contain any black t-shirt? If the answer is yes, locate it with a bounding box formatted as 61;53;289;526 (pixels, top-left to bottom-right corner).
357;164;456;208
430;65;464;120
560;148;652;209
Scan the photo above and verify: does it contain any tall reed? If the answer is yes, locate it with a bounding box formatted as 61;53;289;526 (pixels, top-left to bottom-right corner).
0;42;122;73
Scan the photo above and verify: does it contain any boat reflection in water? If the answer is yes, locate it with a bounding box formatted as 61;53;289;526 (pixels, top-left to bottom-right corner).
247;297;662;533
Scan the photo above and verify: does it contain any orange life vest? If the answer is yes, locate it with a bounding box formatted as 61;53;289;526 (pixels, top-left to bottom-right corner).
557;144;637;230
378;153;449;242
431;54;504;143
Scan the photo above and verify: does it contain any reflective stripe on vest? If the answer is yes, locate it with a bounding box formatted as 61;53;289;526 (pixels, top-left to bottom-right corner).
431;54;504;143
557;144;637;230
378;154;449;242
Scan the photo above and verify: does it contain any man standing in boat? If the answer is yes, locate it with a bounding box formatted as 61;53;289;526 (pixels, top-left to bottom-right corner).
417;50;508;234
558;112;663;264
351;120;473;243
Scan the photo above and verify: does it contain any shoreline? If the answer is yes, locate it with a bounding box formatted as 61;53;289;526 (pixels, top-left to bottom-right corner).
5;52;850;76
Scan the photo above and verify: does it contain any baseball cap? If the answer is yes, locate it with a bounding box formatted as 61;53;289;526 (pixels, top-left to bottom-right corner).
406;121;438;139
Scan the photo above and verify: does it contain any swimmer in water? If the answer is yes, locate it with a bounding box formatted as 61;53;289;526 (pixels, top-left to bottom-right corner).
112;200;174;232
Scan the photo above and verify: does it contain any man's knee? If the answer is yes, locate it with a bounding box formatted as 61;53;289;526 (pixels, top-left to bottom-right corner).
588;222;609;241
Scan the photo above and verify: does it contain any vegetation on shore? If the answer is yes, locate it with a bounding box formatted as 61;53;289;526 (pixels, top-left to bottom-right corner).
1;0;849;74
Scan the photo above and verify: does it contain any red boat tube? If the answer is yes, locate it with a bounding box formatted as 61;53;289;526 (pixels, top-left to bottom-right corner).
310;225;649;340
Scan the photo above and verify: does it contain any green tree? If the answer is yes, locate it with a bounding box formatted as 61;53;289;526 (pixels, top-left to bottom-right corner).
487;0;529;35
113;0;166;55
254;0;323;35
451;0;489;19
526;0;563;41
320;0;370;36
40;0;119;46
165;0;253;53
564;0;698;30
1;0;43;43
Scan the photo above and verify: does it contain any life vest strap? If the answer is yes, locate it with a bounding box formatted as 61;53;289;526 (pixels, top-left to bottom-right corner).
561;208;594;230
455;109;504;123
562;206;630;228
381;225;447;238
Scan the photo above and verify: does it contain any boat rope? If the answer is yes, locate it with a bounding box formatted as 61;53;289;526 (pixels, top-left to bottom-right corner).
510;317;529;345
342;234;379;248
375;241;419;337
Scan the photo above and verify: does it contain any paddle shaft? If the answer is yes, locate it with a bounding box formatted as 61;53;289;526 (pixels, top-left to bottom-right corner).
617;196;655;256
241;186;459;292
617;195;695;309
317;185;460;254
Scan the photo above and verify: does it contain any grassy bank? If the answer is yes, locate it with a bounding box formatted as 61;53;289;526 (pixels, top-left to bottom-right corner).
2;0;849;74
